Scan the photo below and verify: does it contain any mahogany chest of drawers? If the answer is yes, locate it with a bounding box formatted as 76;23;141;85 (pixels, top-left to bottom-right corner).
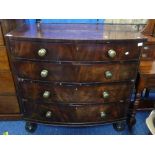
5;23;146;133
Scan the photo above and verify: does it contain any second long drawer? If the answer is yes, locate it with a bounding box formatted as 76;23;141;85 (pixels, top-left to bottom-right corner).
20;81;132;103
14;60;138;83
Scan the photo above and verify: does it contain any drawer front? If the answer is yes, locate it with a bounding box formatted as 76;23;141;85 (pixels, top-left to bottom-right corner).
10;40;140;61
14;61;138;82
20;82;132;103
0;25;4;46
23;101;127;124
0;46;10;71
141;45;155;60
0;71;16;95
0;96;20;114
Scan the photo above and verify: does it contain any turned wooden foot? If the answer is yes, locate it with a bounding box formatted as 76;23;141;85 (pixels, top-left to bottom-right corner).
113;121;126;131
25;122;37;133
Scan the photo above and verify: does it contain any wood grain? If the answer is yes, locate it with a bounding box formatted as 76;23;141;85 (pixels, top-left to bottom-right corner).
14;61;138;83
0;24;4;45
20;82;132;103
139;60;155;75
23;101;127;124
0;96;20;114
141;44;155;60
6;24;147;42
0;46;10;71
0;71;16;95
5;23;146;127
10;40;140;61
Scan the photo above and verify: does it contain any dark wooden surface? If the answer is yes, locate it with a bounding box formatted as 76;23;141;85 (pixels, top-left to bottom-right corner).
6;24;147;42
20;81;132;104
14;61;138;83
23;101;127;124
6;23;146;127
10;40;140;61
0;19;25;43
136;99;154;111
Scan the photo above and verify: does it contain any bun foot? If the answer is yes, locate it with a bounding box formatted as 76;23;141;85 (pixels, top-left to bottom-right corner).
25;122;37;133
113;121;126;131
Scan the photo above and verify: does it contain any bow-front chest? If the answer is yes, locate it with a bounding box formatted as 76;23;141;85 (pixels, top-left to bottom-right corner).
5;23;146;132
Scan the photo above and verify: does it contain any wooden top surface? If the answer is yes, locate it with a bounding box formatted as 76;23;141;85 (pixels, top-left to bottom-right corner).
5;23;147;42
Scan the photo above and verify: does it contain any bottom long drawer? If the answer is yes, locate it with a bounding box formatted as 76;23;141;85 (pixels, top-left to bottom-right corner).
23;101;128;125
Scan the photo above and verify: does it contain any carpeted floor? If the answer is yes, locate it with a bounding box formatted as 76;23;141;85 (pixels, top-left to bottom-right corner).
0;111;150;135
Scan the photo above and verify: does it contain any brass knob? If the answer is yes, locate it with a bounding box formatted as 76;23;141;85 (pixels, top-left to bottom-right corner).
38;48;47;57
105;71;112;79
108;49;116;58
103;91;109;99
43;91;50;98
100;111;106;118
46;111;52;118
40;70;48;78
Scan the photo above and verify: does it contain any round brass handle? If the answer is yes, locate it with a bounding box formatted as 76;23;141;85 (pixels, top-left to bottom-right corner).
38;48;47;57
40;70;48;78
105;71;112;79
100;111;106;118
108;49;116;58
43;91;50;98
103;91;109;99
46;111;52;118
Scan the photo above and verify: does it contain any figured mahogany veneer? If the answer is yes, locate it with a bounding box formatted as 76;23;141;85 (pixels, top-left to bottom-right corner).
14;61;138;83
10;40;140;61
5;23;146;129
20;82;132;104
23;101;127;124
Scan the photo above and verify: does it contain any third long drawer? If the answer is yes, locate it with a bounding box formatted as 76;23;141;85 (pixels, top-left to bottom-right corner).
19;81;133;104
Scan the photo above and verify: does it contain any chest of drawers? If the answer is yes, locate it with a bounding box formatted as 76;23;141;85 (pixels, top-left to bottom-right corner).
5;23;146;133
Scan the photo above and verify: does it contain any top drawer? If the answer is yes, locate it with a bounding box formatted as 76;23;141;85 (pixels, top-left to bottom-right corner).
10;40;140;61
141;44;155;60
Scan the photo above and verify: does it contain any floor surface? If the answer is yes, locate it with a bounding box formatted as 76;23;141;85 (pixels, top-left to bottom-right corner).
0;111;150;135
